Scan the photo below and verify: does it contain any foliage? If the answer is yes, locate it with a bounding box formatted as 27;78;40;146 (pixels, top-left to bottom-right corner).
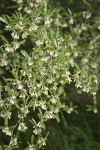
45;113;100;150
0;0;100;149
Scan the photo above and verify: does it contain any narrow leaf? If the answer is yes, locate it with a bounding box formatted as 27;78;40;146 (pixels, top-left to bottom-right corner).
0;17;7;23
21;50;29;58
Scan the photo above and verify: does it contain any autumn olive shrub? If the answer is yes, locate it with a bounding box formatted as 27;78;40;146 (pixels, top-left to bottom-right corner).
0;0;100;149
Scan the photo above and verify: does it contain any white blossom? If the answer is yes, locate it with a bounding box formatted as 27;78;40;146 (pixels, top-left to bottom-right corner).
69;18;74;24
45;19;52;27
11;32;19;39
18;122;27;131
5;46;14;52
2;127;12;136
44;111;54;119
36;40;43;46
67;108;73;114
83;11;91;19
50;97;56;104
29;25;38;31
29;145;36;150
33;127;41;135
98;26;100;30
37;138;46;146
18;84;23;90
22;31;28;39
10;138;17;146
15;22;24;30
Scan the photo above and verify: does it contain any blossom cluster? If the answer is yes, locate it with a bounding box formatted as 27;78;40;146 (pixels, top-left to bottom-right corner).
0;0;100;149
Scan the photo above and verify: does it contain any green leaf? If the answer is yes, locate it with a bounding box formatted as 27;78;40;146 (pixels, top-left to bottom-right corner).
31;135;34;144
69;101;73;107
19;39;26;45
54;114;60;123
0;35;9;43
15;104;20;109
82;0;91;6
0;17;7;23
58;86;63;96
21;50;29;59
38;108;43;118
12;145;19;149
2;76;7;83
